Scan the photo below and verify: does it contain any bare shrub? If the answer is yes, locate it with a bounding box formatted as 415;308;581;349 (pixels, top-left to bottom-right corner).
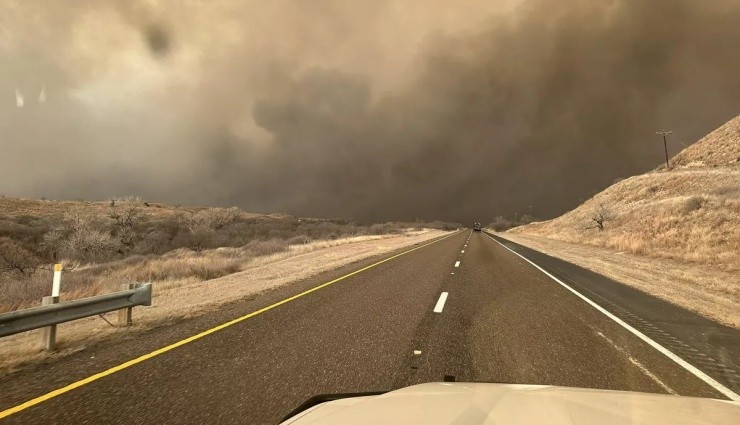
211;222;253;247
369;223;395;235
0;237;40;277
133;228;174;255
180;208;241;232
245;239;289;256
201;207;242;229
711;185;740;198
587;204;615;231
681;196;704;213
0;216;50;248
62;227;117;262
486;215;535;231
109;196;146;253
131;216;182;254
287;235;312;245
487;216;513;231
420;220;460;231
518;214;536;226
40;228;66;261
176;208;243;250
56;209;118;262
190;228;217;251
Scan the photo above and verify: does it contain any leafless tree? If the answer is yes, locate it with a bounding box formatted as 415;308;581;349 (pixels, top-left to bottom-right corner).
588;203;615;231
110;196;146;252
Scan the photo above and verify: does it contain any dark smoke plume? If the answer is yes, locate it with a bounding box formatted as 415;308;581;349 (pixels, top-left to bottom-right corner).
143;25;171;57
2;0;739;223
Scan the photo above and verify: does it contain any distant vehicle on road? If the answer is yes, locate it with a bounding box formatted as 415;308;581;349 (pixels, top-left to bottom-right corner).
281;382;740;424
473;222;482;231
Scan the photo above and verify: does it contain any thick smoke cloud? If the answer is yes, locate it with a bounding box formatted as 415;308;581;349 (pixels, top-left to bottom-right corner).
2;0;739;222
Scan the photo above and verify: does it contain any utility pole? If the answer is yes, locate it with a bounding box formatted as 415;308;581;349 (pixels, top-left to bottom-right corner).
528;204;534;216
656;130;672;169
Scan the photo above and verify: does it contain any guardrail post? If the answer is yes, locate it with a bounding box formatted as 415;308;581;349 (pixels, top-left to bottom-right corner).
41;296;59;351
118;283;135;326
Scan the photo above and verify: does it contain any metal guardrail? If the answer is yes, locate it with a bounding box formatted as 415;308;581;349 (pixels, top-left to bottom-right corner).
0;283;152;338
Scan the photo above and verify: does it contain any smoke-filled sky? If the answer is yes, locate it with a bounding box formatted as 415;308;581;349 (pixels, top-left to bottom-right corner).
2;0;739;223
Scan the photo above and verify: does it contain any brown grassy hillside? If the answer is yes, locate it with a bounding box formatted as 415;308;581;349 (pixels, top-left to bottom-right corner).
506;115;739;325
671;115;740;168
511;114;739;272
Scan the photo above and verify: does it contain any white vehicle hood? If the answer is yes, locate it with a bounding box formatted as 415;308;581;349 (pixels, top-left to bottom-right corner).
281;382;739;425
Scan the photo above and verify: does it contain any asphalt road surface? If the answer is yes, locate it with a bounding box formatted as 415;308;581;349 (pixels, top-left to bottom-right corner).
1;230;738;424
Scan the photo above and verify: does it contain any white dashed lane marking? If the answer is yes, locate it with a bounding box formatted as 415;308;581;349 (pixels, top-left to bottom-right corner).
433;292;449;313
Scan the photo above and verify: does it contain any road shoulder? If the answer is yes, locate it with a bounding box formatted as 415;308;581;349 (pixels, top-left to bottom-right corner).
500;232;738;328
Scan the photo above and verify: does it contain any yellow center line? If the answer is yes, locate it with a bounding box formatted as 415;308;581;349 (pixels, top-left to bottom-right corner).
0;231;460;420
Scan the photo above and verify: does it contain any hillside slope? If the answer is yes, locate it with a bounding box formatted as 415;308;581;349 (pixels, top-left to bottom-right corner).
671;115;740;168
506;114;739;325
0;197;269;221
511;114;739;271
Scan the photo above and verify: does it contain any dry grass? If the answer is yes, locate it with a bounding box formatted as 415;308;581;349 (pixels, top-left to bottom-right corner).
671;114;740;168
511;168;740;272
507;115;739;326
501;233;739;328
0;229;448;374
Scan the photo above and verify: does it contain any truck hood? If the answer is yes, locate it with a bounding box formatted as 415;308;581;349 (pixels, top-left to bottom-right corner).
281;382;739;425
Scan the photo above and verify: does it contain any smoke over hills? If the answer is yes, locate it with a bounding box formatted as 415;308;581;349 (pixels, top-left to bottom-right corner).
2;0;739;222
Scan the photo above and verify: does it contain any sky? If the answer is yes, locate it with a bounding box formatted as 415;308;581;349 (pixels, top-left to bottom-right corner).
2;0;739;223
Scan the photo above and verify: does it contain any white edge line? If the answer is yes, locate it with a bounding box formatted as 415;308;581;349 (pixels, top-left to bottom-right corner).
485;232;740;402
433;292;449;313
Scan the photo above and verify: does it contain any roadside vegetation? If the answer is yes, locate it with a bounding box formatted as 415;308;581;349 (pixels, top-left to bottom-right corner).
486;214;537;231
0;196;458;312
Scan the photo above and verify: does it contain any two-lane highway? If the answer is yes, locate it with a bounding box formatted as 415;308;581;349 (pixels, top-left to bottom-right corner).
1;229;737;423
